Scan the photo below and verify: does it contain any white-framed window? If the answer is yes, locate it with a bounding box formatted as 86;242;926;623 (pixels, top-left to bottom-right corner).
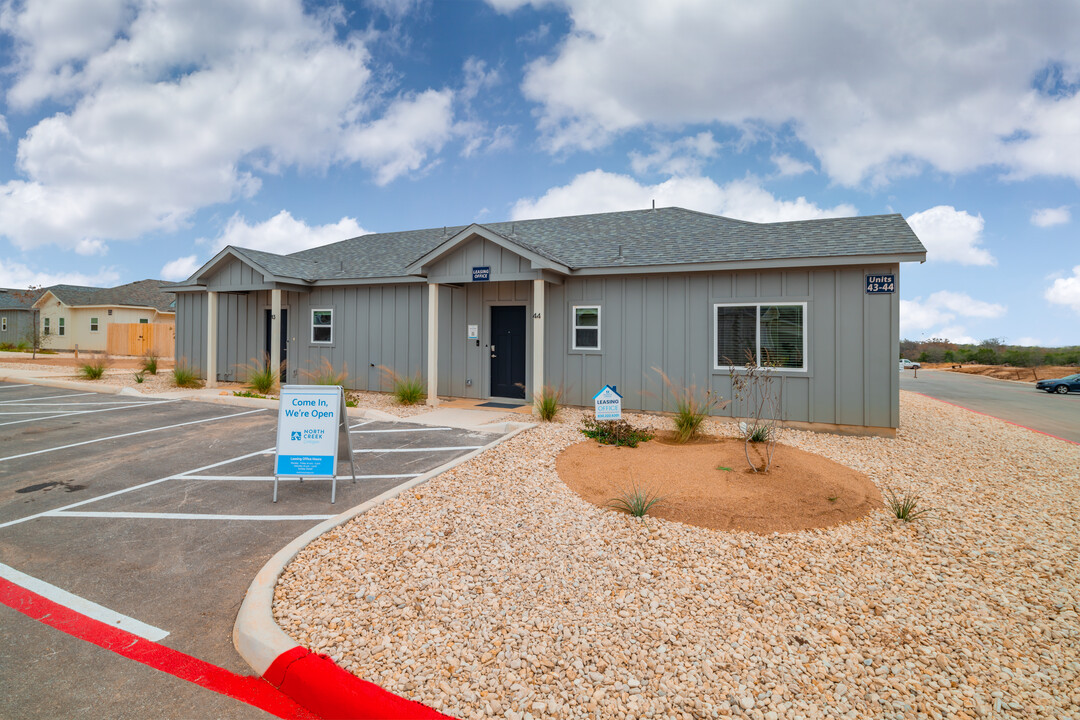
59;317;66;336
571;305;601;350
90;317;99;332
139;318;149;324
311;309;333;344
714;303;806;370
1;317;6;331
43;317;50;335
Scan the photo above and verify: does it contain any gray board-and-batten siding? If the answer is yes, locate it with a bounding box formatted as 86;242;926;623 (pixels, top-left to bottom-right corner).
176;262;900;431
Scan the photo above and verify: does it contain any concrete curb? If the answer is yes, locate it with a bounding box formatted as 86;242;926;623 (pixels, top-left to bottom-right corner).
233;422;534;718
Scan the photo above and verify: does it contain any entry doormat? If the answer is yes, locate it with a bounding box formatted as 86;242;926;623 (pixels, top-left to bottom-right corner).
477;402;526;408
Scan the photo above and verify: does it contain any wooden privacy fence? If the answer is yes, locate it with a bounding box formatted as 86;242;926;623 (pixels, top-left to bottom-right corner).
106;323;175;357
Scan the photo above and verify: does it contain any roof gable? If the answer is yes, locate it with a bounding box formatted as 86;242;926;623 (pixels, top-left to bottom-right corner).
405;224;571;275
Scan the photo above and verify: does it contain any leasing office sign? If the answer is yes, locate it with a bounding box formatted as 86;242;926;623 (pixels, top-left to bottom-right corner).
275;385;341;477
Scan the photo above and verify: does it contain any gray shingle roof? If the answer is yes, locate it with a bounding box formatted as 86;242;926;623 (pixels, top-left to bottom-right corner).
44;280;175;312
0;288;42;310
278;207;923;281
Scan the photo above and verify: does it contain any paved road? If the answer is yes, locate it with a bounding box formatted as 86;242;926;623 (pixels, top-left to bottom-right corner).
899;369;1080;443
0;381;502;719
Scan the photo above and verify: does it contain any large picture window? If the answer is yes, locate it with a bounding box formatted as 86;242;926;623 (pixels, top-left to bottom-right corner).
311;309;333;344
715;303;805;370
572;305;600;350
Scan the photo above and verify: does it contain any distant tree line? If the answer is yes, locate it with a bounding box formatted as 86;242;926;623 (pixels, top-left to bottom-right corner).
899;337;1080;367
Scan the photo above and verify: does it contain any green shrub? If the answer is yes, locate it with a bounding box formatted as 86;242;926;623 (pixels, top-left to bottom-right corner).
532;384;563;421
301;357;347;385
608;482;665;518
0;342;14;351
134;372;145;384
79;358;107;380
885;488;933;522
379;366;425;405
652;367;725;443
581;415;653;447
172;359;204;389
242;355;279;394
141;353;158;375
15;340;30;351
232;390;264;398
747;424;770;443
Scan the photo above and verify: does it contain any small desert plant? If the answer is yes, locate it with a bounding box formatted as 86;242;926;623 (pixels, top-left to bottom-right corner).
0;342;13;351
232;390;265;398
581;414;654;447
650;367;726;443
379;366;426;405
345;398;358;408
885;489;933;522
15;340;30;351
746;423;771;443
172;359;204;388
729;350;785;473
133;372;145;384
533;384;564;421
608;482;665;518
141;352;158;375
301;356;348;385
79;358;107;380
241;354;279;394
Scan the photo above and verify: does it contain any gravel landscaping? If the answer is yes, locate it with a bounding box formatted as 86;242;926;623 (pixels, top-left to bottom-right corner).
273;392;1079;719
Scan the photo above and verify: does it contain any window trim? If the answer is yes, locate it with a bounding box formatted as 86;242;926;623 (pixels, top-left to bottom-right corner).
58;317;65;336
571;304;601;351
713;302;807;372
90;317;99;332
310;308;333;345
44;317;51;335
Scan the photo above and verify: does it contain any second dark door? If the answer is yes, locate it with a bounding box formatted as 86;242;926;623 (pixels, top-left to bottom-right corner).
490;305;526;399
264;308;288;382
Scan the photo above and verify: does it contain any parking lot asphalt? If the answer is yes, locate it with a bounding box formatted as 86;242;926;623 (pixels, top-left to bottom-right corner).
0;380;503;719
900;369;1080;443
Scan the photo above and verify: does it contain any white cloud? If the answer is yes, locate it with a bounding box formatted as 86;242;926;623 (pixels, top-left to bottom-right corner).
510;170;855;222
901;290;1007;340
1030;206;1071;227
906;206;996;265
208;210;370;255
507;0;1080;185
771;153;815;177
0;0;458;252
1016;336;1042;346
629;132;720;176
0;114;7;136
0;258;119;288
160;255;201;282
1045;265;1080;313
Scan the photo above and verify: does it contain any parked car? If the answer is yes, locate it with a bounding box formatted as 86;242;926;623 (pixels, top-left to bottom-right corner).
899;358;921;370
1035;373;1080;394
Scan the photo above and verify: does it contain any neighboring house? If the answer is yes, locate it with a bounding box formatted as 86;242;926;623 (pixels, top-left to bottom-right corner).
33;280;176;352
0;288;42;346
170;207;927;435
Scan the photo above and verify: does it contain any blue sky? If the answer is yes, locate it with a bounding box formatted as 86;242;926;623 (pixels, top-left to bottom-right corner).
0;0;1077;346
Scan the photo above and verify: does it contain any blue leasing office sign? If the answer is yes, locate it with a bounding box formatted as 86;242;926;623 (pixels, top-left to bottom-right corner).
472;266;491;281
594;384;623;420
865;274;895;294
276;385;341;477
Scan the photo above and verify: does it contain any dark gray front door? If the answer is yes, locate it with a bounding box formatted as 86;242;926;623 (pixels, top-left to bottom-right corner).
264;308;288;381
490;306;526;399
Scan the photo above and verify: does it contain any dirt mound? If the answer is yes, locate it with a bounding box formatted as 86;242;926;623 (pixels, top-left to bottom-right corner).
925;363;1078;384
556;434;881;534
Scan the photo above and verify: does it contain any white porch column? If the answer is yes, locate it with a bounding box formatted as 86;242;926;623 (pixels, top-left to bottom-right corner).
532;278;545;403
426;283;439;405
270;288;282;387
206;290;218;388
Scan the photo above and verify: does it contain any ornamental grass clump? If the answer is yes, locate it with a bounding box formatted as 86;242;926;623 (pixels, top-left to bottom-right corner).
650;367;727;443
532;384;564;421
379;366;426;405
301;357;348;385
885;488;933;522
79;358;107;380
172;358;204;389
608;481;665;519
141;352;158;375
581;414;653;447
240;354;281;394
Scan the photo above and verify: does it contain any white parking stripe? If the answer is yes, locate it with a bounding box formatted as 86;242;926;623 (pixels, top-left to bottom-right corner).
178;473;419;481
350;427;453;433
0;391;97;404
0;408;266;463
0;384;32;390
0;445;275;530
0;399;180;427
354;446;483;453
48;511;336;521
0;562;170;641
2;400;162;407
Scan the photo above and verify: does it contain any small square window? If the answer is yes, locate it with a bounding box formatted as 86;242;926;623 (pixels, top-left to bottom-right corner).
311;309;333;344
572;305;600;350
90;317;99;332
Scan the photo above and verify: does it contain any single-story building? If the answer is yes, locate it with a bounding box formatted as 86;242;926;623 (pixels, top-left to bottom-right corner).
34;280;176;353
170;207;926;435
0;287;42;346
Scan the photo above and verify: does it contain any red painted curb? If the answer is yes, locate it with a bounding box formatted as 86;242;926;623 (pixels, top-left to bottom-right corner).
264;646;453;720
909;392;1080;445
0;576;317;720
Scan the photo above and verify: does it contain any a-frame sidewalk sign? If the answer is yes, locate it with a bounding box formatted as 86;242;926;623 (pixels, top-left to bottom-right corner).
273;384;357;504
